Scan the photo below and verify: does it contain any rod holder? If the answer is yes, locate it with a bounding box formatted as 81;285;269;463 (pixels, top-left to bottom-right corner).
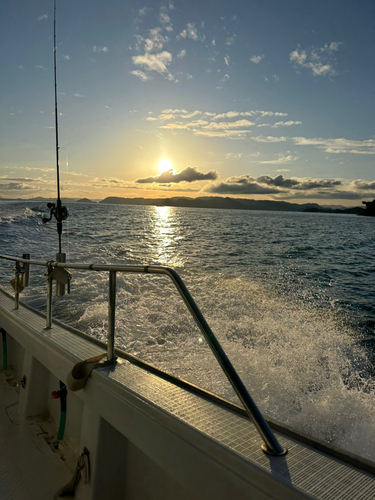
46;265;53;329
55;253;66;296
21;254;30;287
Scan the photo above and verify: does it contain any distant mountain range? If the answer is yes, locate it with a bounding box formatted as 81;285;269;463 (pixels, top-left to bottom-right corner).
0;195;366;214
99;196;366;215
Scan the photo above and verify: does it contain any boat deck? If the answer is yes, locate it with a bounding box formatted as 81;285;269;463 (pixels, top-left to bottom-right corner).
1;289;375;500
0;370;72;500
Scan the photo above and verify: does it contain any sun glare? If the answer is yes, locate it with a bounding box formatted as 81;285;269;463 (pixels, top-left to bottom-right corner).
158;159;173;173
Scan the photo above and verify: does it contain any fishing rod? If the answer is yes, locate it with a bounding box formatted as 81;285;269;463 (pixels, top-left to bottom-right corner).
43;0;69;254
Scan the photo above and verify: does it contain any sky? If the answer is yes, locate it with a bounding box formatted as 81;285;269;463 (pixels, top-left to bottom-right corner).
1;0;375;205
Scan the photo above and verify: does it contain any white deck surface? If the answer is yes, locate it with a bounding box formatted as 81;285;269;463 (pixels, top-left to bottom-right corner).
0;370;72;500
1;290;375;500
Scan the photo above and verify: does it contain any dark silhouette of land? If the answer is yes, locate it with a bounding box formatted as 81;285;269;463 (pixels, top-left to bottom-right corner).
99;196;366;214
1;195;370;215
76;198;96;203
360;199;375;216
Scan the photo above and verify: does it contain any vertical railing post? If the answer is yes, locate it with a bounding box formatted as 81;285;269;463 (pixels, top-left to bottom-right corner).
22;253;30;287
46;264;53;329
14;262;20;310
108;271;116;362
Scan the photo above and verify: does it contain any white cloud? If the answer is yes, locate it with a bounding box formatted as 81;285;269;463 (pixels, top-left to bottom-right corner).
37;14;48;21
74;94;88;98
93;46;109;53
250;55;264;64
35;65;47;70
17;65;23;70
290;42;342;77
186;23;199;41
226;153;243;159
258;155;299;164
131;69;152;81
224;55;230;66
63;55;70;60
203;119;255;130
257;120;302;128
292;136;375;154
178;23;204;42
252;136;287;143
132;51;172;75
177;49;186;58
159;6;171;25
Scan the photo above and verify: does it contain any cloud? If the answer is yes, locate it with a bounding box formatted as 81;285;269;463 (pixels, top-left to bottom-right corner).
292;136;375;154
257;120;302;128
206;176;281;195
159;6;171;25
0;182;32;191
205;174;367;197
258;155;299;164
178;23;204;42
226;153;243;159
290;42;342;77
177;49;186;58
131;69;153;81
203;119;255;130
147;109;294;140
185;23;198;41
132;51;173;76
63;55;70;60
193;130;251;139
93;46;109;53
37;14;48;21
136;166;219;184
17;65;23;70
35;65;47;70
251;135;287;143
250;55;264;64
350;180;375;190
74;94;88;98
0;176;35;182
224;56;230;66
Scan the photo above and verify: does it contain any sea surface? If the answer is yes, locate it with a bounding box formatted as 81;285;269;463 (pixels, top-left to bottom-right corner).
1;200;374;460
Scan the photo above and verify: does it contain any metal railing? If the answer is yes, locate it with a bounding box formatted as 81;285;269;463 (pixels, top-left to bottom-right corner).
0;253;287;456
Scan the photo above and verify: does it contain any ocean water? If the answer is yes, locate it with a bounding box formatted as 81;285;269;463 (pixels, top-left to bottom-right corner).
1;200;375;459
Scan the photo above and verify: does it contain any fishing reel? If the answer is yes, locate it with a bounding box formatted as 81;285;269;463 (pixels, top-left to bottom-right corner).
42;202;69;224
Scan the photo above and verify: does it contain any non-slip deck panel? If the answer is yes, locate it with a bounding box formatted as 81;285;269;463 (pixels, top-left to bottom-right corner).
1;290;375;500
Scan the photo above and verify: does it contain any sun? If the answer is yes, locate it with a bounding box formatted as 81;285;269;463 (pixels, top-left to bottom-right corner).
158;159;173;173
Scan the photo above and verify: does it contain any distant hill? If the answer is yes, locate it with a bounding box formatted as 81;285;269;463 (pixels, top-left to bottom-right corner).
76;198;96;203
100;196;324;212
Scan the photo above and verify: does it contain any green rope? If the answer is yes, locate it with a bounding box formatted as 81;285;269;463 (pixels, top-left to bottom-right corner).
57;410;66;441
2;341;7;369
1;329;7;370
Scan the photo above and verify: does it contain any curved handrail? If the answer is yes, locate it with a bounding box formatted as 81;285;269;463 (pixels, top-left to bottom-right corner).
0;253;286;456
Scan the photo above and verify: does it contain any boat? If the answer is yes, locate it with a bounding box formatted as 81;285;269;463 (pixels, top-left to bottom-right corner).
1;4;375;499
